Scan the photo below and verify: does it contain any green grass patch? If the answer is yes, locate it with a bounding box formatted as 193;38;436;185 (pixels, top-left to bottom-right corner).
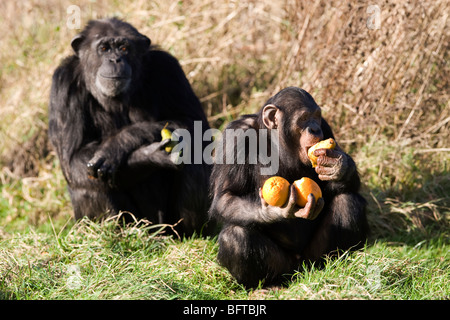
1;215;448;300
0;216;246;300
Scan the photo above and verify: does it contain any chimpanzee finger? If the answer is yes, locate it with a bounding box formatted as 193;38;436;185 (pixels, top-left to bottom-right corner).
108;167;117;188
294;193;316;219
87;156;105;178
317;155;340;169
259;188;269;207
286;184;298;207
137;142;166;156
96;162;109;181
280;184;299;218
316;152;347;181
97;162;117;188
159;138;172;149
313;148;340;158
310;197;324;220
315;162;338;176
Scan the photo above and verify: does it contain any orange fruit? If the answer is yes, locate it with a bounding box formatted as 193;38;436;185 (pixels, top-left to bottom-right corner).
308;138;336;168
262;176;290;207
293;177;322;207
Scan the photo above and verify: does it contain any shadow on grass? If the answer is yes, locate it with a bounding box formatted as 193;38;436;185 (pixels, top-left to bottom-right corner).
363;165;449;247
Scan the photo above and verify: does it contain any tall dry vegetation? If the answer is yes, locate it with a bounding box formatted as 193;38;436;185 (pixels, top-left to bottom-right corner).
0;0;448;235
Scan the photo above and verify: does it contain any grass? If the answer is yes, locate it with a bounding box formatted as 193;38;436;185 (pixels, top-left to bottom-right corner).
0;216;246;300
0;0;449;300
0;216;448;300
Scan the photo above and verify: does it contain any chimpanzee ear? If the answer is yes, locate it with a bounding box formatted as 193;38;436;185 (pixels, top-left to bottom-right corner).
136;35;151;52
141;35;151;47
262;104;279;129
71;34;84;56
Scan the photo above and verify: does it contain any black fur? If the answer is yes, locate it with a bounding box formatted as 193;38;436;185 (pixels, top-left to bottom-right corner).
209;87;368;287
49;18;211;236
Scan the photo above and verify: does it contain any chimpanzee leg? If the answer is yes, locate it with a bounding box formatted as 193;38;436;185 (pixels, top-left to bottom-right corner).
217;224;298;287
302;193;368;261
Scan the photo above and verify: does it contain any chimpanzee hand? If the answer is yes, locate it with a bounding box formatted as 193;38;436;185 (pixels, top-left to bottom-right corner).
292;193;324;220
259;184;324;221
87;148;124;188
314;148;354;181
87;139;174;187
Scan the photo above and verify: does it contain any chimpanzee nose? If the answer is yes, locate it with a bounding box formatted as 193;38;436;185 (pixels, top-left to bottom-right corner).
307;126;318;134
307;125;323;139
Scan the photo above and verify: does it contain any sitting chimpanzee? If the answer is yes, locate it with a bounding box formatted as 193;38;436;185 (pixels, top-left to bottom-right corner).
49;18;211;236
209;87;368;287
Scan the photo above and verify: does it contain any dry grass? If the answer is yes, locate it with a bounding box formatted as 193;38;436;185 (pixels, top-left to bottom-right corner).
0;0;448;236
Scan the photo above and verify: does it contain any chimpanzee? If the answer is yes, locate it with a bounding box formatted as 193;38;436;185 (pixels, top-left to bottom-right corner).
48;18;211;236
209;87;368;287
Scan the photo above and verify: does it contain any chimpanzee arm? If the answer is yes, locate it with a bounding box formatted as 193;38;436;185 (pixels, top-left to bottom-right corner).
305;120;367;259
85;121;183;184
49;62;179;190
315;119;360;193
302;193;368;260
211;183;322;226
210;191;282;226
48;62;94;189
302;165;368;260
209;116;285;226
112;140;181;188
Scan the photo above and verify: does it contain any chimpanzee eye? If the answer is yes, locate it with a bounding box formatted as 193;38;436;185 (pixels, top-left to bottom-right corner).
313;109;322;120
99;44;110;53
298;112;309;122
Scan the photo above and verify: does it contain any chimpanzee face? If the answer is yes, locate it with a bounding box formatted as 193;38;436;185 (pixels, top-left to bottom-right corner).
70;19;150;99
261;90;324;167
289;103;323;165
93;37;133;97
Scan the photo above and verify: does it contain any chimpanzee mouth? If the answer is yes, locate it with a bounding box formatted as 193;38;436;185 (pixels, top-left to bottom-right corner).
304;145;314;156
96;75;131;97
305;140;322;154
303;143;318;165
99;74;130;80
